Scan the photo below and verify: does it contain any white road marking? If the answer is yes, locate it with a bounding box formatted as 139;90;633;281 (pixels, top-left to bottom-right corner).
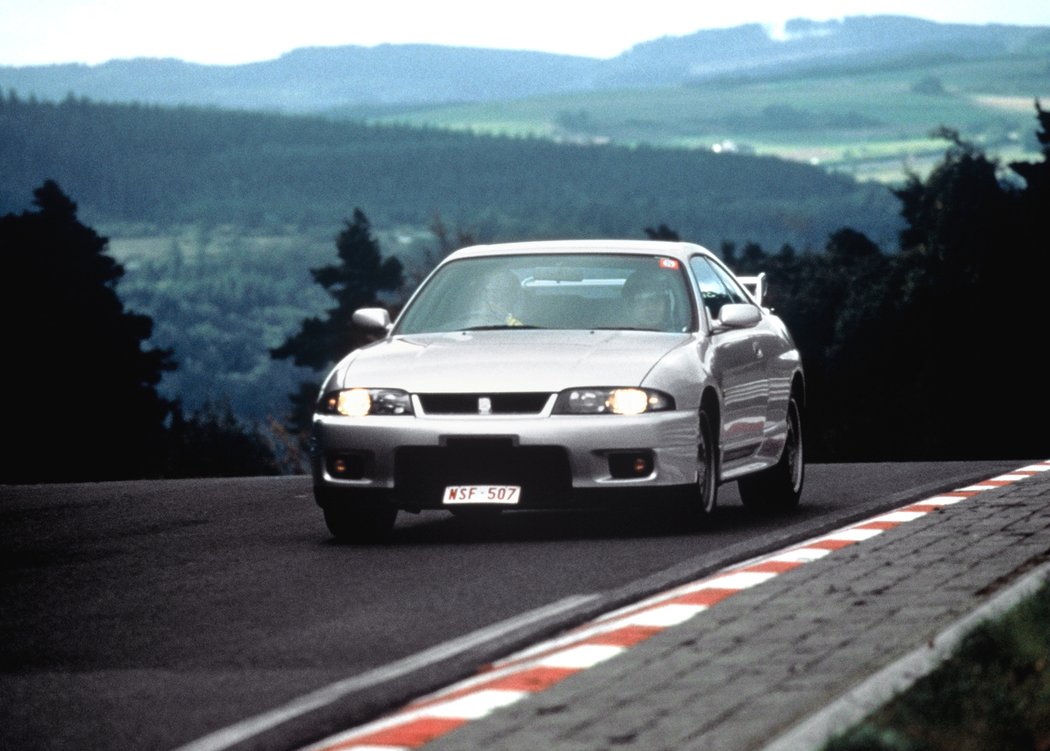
818;527;884;542
867;511;927;523
619;603;707;627
767;547;833;563
420;689;527;719
691;570;778;590
536;643;624;668
920;495;967;505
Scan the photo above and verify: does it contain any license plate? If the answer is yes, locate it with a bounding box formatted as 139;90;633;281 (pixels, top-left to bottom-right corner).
443;485;521;505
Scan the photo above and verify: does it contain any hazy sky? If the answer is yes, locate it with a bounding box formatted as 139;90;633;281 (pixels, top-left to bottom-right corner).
2;0;1049;66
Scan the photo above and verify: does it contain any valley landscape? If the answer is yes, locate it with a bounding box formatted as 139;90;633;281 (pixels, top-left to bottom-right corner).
1;14;1047;446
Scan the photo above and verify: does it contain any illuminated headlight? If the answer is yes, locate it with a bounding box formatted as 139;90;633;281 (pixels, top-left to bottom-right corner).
320;388;413;416
553;388;674;415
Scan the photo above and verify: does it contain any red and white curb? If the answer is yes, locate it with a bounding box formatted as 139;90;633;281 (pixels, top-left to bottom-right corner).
300;461;1050;751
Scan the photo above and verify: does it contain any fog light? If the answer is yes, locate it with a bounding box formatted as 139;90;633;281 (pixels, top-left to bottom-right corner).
609;451;654;479
326;452;368;479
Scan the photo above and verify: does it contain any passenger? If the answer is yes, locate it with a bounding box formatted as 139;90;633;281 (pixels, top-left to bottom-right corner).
474;270;525;327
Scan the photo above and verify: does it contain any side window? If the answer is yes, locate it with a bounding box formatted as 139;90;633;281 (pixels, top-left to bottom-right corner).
708;260;754;306
689;256;749;322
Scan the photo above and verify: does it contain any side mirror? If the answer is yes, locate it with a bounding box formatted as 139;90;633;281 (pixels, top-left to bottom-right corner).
352;307;392;333
716;303;762;330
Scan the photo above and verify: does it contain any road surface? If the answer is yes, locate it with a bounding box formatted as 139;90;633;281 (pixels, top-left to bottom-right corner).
0;461;1020;750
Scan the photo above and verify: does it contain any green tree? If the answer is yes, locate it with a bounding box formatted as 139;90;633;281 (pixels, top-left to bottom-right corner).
402;213;478;291
1009;101;1050;300
0;180;176;482
164;400;282;478
663;106;1049;461
759;109;1047;461
271;208;403;432
889;127;1039;457
721;233;894;460
644;224;681;241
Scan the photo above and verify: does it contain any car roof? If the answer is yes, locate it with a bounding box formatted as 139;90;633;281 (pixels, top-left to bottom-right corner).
443;239;716;264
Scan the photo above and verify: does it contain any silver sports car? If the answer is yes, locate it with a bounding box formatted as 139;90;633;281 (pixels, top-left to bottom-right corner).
310;240;805;541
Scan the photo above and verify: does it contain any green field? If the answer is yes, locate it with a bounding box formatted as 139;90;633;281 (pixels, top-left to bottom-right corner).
358;53;1050;183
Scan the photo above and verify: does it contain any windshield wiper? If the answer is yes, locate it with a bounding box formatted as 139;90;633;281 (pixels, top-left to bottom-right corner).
590;326;664;332
460;325;546;331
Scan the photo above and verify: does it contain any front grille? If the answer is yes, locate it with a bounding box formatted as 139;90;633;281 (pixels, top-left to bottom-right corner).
417;393;551;415
394;442;571;506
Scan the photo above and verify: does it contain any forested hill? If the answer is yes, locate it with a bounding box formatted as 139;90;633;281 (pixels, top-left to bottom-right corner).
0;93;900;251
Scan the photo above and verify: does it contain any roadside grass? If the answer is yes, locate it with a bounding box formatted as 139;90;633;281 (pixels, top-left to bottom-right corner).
823;580;1050;751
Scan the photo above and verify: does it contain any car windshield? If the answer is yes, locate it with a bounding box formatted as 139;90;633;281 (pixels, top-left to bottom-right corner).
396;253;695;335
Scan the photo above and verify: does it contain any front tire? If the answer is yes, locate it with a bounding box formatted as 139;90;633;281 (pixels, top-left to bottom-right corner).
316;488;397;543
738;394;804;513
677;408;718;527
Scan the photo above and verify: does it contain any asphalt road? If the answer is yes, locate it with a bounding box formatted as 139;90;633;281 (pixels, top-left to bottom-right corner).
0;460;1023;751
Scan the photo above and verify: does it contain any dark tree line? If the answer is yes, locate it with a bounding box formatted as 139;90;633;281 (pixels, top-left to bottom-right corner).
726;107;1050;460
4;107;1046;482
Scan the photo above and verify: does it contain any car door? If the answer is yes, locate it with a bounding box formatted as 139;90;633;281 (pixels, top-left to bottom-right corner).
689;255;770;467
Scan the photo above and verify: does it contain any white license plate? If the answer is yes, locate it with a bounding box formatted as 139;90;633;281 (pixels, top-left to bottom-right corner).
443;485;521;505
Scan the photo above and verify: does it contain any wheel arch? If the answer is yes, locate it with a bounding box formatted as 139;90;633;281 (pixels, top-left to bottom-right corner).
700;386;722;482
790;371;806;410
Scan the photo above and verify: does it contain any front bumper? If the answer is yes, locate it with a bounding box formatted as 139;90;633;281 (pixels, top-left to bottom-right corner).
310;409;699;510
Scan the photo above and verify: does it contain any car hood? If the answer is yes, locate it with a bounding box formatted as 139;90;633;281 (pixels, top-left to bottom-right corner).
333;330;692;393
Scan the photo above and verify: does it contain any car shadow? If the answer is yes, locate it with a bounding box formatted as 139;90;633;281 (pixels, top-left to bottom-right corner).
359;485;808;546
394;507;693;544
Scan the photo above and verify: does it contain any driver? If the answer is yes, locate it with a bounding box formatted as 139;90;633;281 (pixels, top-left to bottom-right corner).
622;269;674;331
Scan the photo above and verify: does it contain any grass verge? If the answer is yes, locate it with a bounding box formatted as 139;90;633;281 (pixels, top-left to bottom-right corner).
824;581;1050;751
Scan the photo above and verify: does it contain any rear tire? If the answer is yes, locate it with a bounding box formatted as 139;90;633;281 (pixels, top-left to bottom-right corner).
738;394;804;513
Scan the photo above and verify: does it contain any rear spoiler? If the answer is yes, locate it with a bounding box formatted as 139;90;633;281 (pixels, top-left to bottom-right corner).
736;272;767;308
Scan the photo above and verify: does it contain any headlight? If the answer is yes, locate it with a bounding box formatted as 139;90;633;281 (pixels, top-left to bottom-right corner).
553;388;674;415
319;388;413;416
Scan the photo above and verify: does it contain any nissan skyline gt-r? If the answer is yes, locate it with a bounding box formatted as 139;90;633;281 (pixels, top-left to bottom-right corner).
309;240;805;542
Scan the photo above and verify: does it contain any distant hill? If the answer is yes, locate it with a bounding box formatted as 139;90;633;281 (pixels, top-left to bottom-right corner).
598;16;1050;86
0;47;602;111
2;16;1047;111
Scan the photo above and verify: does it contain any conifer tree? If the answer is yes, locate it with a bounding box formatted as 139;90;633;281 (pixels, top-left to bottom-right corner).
271;208;403;432
0;181;175;482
